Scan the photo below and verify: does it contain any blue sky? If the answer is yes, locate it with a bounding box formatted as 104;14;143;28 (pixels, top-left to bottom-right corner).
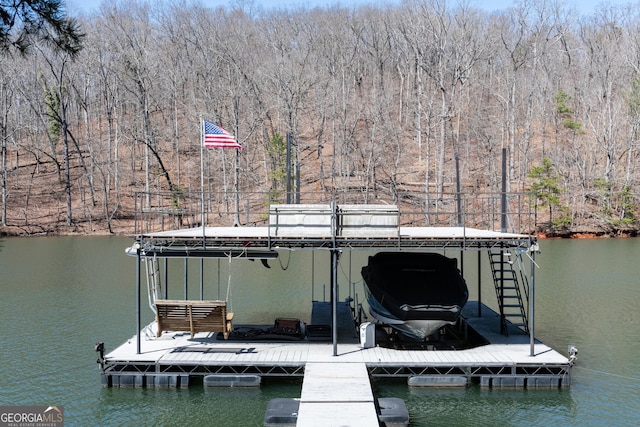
67;0;633;16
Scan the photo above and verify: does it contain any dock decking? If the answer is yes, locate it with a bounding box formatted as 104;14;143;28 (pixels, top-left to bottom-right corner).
99;302;571;390
297;362;378;426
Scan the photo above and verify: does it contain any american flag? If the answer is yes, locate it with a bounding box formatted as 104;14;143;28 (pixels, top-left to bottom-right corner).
203;120;243;149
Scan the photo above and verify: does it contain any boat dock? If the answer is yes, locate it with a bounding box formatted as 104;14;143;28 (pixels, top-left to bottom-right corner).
97;201;575;424
99;301;570;425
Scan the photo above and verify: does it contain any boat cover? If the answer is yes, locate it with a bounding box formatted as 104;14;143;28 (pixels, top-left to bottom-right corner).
361;252;468;322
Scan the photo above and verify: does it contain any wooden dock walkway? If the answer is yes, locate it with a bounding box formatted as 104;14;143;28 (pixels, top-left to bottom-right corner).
297;362;378;426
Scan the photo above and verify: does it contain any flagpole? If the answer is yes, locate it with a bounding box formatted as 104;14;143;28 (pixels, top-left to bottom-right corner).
200;119;205;299
200;119;205;240
234;147;240;226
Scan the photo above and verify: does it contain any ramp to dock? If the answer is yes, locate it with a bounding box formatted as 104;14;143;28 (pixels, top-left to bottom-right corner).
310;301;358;343
297;362;378;426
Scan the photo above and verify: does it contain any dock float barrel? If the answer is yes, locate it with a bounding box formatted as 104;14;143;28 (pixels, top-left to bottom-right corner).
264;398;300;427
203;374;261;387
377;397;409;426
408;375;469;387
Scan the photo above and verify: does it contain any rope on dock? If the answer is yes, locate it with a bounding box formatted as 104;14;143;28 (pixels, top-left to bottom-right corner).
575;366;640;381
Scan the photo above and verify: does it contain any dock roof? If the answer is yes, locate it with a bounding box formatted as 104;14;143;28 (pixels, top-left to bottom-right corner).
134;225;535;256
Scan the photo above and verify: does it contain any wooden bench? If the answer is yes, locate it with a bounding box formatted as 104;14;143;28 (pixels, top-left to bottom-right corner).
154;299;234;339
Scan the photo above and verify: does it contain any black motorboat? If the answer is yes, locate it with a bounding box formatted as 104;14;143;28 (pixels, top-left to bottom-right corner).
361;252;469;340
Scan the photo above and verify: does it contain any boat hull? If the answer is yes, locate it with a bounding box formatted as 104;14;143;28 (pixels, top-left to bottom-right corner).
361;252;468;341
365;288;457;340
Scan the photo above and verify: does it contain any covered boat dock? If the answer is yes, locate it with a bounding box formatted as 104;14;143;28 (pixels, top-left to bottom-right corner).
99;203;573;392
98;202;574;425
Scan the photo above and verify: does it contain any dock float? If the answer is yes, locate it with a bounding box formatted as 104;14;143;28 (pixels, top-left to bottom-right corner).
297;362;379;426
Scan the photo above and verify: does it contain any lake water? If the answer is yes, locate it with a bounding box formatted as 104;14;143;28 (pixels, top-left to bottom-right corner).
0;236;639;426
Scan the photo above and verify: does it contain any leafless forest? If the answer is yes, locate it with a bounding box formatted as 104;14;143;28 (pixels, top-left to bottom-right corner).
1;0;640;236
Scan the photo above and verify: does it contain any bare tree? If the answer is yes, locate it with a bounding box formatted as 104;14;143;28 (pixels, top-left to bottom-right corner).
579;6;629;216
39;49;75;225
104;2;177;200
0;59;13;225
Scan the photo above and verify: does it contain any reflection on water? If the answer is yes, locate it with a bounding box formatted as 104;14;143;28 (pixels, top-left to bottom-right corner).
1;236;640;425
93;380;302;427
374;381;576;427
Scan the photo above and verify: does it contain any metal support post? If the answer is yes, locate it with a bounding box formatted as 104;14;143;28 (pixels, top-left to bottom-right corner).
136;245;141;354
529;250;536;356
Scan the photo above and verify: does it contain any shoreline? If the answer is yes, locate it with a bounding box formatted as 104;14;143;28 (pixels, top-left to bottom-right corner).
2;220;638;239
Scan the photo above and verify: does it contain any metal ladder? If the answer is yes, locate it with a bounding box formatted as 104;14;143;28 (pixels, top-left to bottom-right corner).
488;250;529;335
